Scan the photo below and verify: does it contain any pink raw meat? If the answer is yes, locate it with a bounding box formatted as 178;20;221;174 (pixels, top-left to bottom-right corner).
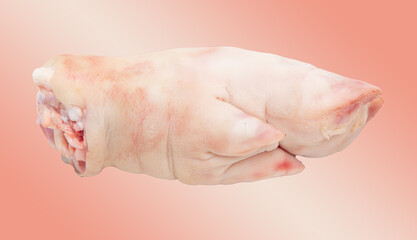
33;47;383;184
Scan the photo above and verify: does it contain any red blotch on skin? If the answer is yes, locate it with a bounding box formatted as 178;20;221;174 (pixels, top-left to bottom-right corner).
63;57;78;80
274;160;292;173
86;56;101;67
123;61;153;75
63;55;96;84
108;84;128;100
125;87;161;157
129;88;147;147
167;111;171;121
148;132;165;150
101;61;153;83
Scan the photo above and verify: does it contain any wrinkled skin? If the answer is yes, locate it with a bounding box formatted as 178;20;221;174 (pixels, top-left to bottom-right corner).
33;47;383;185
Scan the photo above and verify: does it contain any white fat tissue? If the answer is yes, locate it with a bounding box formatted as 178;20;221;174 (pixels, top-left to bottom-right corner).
36;90;87;174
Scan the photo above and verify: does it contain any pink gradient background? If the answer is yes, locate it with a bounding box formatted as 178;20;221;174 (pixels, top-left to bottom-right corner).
1;0;416;239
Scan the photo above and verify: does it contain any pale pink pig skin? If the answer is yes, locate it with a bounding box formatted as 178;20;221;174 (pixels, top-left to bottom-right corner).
33;47;383;184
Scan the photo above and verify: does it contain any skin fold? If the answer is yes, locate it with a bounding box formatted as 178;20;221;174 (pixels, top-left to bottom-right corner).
33;47;383;185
